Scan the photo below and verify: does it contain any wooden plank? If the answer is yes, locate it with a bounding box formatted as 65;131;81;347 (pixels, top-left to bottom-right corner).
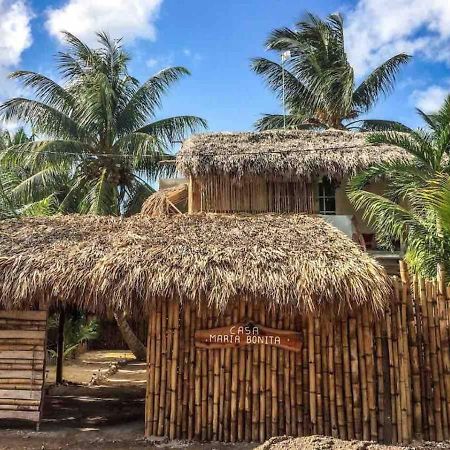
0;311;47;321
0;330;45;340
0;351;45;360
0;345;44;352
0;389;42;400
0;404;39;411
195;321;302;352
0;410;40;421
0;370;44;380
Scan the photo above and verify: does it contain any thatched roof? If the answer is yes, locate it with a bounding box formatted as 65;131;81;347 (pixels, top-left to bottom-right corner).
0;214;390;317
141;184;188;217
177;130;409;180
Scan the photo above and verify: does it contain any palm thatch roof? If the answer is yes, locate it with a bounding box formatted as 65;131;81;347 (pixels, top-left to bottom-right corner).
0;213;390;317
141;184;188;217
177;130;409;180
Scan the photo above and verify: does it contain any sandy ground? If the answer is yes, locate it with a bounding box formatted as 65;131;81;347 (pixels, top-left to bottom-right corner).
255;435;450;450
46;350;145;385
2;352;450;449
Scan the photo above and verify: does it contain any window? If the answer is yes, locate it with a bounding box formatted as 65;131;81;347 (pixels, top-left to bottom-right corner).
318;177;336;215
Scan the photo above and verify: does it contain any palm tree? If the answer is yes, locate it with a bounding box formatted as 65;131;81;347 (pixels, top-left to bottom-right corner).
0;128;41;219
251;13;410;131
347;95;450;277
0;32;207;216
0;32;207;359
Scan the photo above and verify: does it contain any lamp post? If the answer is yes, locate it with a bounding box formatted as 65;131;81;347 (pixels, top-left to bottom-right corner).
281;50;291;129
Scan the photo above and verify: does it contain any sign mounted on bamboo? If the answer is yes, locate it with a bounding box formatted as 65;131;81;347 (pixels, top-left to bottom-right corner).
194;320;302;352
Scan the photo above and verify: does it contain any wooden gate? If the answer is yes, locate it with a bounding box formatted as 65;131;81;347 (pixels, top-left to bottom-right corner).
0;310;48;429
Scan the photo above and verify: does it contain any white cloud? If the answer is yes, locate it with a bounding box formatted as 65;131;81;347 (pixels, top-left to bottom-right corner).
346;0;450;76
0;0;32;67
146;53;174;70
0;0;33;116
45;0;163;44
411;85;450;113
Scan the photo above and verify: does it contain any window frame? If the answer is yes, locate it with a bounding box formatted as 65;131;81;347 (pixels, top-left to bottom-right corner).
318;177;337;215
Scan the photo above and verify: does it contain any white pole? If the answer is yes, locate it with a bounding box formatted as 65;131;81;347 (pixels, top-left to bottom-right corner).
281;51;291;130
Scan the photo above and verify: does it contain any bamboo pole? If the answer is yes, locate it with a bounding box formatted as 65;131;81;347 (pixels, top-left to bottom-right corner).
295;314;304;436
259;303;267;442
145;305;157;436
362;309;377;441
405;274;423;440
181;303;191;439
327;321;337;437
244;301;253;441
314;318;323;435
194;305;202;439
266;308;273;437
201;306;208;441
230;304;239;443
153;300;162;434
252;301;261;441
308;318;317;435
271;309;279;437
283;313;291;437
290;315;297;436
237;300;246;441
169;302;180;440
223;307;232;442
342;318;355;440
427;280;443;441
334;319;346;440
438;265;450;442
321;321;330;437
277;310;285;435
419;277;435;441
350;315;363;440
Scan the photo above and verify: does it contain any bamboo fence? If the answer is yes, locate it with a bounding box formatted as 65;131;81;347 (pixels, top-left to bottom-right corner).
144;263;450;444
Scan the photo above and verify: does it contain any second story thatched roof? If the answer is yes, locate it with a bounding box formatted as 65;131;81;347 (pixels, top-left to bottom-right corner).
177;130;409;180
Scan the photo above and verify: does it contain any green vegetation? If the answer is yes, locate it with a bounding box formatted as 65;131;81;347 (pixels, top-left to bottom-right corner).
0;32;206;217
252;13;410;131
348;96;450;277
48;312;100;360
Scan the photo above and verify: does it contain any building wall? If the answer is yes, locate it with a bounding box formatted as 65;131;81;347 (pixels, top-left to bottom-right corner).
189;175;384;235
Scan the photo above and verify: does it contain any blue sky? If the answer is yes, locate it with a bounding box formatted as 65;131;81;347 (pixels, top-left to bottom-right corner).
1;0;450;133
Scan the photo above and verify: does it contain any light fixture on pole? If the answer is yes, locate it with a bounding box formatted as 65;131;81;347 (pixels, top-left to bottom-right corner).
281;50;291;129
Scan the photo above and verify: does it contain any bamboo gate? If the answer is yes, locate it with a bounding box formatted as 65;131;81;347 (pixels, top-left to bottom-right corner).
144;263;450;443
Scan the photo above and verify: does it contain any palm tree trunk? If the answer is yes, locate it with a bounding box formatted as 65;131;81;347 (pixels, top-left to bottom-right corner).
113;312;147;361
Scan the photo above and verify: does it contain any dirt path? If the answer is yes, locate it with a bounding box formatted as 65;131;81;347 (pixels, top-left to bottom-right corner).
2;352;450;449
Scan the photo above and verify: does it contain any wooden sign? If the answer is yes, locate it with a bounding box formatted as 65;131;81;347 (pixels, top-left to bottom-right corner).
194;320;302;352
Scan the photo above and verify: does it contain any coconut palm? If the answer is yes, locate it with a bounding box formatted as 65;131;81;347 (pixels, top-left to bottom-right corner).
347;95;450;277
251;13;410;131
0;32;207;216
0;128;43;219
0;32;207;360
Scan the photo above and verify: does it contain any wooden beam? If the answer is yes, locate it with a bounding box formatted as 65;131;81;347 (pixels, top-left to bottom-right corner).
56;309;65;384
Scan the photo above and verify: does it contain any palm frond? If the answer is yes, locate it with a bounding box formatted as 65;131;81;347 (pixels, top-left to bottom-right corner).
137;116;207;146
0;98;82;139
9;71;75;113
254;113;325;131
353;54;411;112
117;67;191;135
80;169;119;215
